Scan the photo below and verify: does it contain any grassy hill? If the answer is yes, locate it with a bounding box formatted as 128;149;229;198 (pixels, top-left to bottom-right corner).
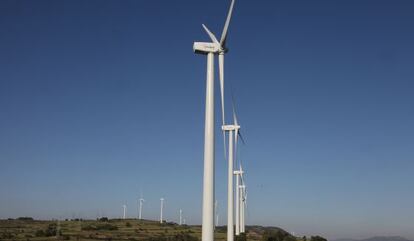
0;218;300;241
0;219;288;241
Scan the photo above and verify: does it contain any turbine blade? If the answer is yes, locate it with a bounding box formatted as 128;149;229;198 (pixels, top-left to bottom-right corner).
232;103;246;145
240;165;245;184
238;131;246;145
220;0;236;46
219;54;225;126
219;53;227;162
240;172;244;185
234;127;238;167
232;102;245;168
202;24;220;44
232;104;238;126
244;188;247;207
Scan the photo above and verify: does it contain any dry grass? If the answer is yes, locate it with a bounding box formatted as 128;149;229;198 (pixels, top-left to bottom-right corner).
0;219;231;241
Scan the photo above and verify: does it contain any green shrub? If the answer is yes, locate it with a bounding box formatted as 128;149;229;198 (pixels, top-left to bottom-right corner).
44;223;58;236
262;230;290;241
82;224;118;231
99;217;109;222
310;236;327;241
145;233;199;241
171;233;199;241
235;233;247;241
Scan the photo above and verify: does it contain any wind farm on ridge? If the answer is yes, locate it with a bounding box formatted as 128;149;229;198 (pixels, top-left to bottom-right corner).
2;0;411;241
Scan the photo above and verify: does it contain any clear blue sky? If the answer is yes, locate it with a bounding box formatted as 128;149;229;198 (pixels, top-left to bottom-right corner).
0;0;413;240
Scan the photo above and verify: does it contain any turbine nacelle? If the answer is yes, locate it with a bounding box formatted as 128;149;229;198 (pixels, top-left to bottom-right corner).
222;124;241;131
193;42;222;54
233;170;244;175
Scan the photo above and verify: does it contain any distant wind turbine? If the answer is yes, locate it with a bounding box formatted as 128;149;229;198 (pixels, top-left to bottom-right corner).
234;166;243;235
139;197;145;220
122;204;127;220
179;209;183;225
160;198;164;223
239;165;247;234
240;184;246;233
224;102;244;239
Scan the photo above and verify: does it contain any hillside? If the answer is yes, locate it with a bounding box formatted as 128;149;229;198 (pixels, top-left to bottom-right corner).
0;218;297;241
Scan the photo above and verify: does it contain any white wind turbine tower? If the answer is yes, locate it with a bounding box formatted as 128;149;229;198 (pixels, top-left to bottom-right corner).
223;105;245;241
222;123;237;241
160;198;165;223
139;197;145;220
193;1;236;241
238;165;247;234
240;184;246;233
234;165;243;235
122;204;127;220
231;100;246;235
179;209;183;225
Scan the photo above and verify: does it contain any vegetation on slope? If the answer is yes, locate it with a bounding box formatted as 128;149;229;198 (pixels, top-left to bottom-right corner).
0;218;326;241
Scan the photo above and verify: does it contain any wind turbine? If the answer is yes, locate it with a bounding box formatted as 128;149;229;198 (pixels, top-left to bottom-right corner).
222;122;238;241
122;204;127;220
231;97;246;235
240;184;246;233
234;166;243;235
179;209;183;225
139;198;145;220
238;164;247;234
222;106;245;241
160;198;164;223
193;1;236;241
